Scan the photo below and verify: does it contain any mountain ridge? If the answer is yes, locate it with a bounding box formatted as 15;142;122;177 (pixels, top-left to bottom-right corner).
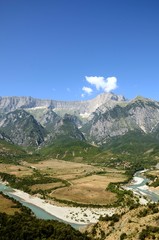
0;93;126;117
1;93;159;151
83;96;159;144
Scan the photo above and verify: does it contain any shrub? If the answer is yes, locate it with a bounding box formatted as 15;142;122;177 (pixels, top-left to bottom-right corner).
120;232;127;240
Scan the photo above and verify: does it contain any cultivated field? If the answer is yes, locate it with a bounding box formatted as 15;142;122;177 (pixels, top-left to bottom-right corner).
23;159;100;180
0;163;32;177
50;173;126;205
30;182;65;191
0;159;127;206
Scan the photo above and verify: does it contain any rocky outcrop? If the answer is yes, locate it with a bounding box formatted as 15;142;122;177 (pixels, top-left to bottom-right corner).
0;109;46;147
0;130;12;143
83;96;159;144
45;113;85;145
27;108;61;132
0;93;126;117
0;108;85;147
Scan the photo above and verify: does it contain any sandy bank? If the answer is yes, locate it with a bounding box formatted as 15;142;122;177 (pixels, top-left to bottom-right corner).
9;188;115;224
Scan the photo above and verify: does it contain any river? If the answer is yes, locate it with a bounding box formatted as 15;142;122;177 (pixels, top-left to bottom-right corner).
126;170;159;202
0;182;85;229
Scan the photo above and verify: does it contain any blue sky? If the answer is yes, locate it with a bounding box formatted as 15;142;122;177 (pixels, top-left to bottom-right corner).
0;0;159;101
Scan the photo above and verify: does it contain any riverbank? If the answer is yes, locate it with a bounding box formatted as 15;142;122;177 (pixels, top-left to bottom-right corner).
5;187;116;225
124;169;159;204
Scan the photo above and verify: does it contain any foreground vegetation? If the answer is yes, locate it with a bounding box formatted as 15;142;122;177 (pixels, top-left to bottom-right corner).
0;212;90;240
0;193;90;240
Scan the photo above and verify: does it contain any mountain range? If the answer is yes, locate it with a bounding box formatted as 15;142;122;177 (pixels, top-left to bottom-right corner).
0;93;159;156
0;93;124;146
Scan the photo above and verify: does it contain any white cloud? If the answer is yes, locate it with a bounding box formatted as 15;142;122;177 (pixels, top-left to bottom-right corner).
82;86;93;94
85;76;106;90
85;76;118;92
81;93;85;98
104;77;118;92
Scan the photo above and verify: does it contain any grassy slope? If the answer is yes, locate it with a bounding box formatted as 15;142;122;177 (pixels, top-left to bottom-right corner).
37;130;159;172
101;130;159;169
39;139;101;162
1;128;159;169
0;140;28;164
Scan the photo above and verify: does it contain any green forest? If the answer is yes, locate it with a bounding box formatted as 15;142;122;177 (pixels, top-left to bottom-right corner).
0;211;90;240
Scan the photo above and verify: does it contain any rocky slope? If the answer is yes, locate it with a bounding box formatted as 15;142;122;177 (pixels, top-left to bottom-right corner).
0;130;12;143
0;93;125;117
1;93;159;148
83;96;159;144
86;203;159;239
0;93;126;147
0;108;85;147
26;107;62;131
44;113;85;146
0;109;46;147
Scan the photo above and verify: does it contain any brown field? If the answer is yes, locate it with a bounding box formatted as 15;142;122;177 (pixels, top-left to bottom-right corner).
23;159;102;180
0;159;127;206
0;163;32;177
49;172;127;205
30;182;65;191
0;194;20;215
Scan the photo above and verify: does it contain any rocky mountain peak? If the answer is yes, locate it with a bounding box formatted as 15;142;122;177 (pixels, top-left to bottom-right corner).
1;93;159;147
0;93;126;117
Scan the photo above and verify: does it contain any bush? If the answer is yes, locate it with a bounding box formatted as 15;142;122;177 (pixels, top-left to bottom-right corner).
99;213;120;222
120;232;127;240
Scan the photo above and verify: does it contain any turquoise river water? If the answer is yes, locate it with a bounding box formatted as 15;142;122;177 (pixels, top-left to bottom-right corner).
0;182;85;229
127;170;159;202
